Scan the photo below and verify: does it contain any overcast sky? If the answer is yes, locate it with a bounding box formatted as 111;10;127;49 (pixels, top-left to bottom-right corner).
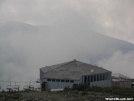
0;0;134;90
0;0;134;43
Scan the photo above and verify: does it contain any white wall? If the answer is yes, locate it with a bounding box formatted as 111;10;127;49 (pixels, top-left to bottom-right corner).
41;78;79;90
90;79;111;87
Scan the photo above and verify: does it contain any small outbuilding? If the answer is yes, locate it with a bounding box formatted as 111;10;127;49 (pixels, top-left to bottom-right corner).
112;73;132;88
40;59;112;91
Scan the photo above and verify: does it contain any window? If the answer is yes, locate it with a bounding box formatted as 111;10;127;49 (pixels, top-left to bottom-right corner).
91;75;93;82
100;74;102;81
105;74;107;80
97;75;99;81
56;79;60;82
70;80;74;83
84;76;87;83
52;79;55;82
66;80;69;82
61;80;64;82
47;79;51;81
88;76;90;82
103;74;105;80
94;75;96;82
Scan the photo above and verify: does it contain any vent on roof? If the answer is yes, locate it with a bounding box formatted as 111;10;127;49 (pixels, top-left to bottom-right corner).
74;59;76;61
91;69;94;73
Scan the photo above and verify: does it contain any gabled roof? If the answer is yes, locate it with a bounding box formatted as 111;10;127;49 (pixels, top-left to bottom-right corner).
40;60;111;80
40;61;70;74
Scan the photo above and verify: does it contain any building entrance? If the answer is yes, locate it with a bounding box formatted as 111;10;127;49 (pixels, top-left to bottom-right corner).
42;82;46;91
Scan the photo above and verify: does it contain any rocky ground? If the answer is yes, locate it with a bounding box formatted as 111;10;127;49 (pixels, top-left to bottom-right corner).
0;90;123;101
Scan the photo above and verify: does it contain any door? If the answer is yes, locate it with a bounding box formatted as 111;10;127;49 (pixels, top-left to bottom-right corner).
42;82;46;91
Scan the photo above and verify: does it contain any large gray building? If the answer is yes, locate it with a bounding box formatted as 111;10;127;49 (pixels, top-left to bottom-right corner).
40;59;112;91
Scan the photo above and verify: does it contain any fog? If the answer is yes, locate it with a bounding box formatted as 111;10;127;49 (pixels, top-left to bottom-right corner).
0;0;134;91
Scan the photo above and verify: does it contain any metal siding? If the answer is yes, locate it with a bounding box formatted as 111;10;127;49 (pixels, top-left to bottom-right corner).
40;72;112;89
90;80;111;87
42;79;79;90
89;72;112;87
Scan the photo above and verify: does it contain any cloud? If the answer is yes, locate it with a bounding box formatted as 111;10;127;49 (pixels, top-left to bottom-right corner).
0;0;4;7
1;0;133;43
97;50;134;78
0;21;134;90
0;0;134;90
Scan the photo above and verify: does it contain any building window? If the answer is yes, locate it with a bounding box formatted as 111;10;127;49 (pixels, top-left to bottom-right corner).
70;80;74;83
91;75;93;82
47;79;51;81
61;80;64;82
56;79;60;82
66;80;69;82
97;75;99;81
94;75;96;82
100;74;102;81
103;74;105;80
84;76;87;83
88;76;90;82
52;79;55;82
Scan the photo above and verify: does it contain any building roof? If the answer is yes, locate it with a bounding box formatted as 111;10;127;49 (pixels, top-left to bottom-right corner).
40;60;111;80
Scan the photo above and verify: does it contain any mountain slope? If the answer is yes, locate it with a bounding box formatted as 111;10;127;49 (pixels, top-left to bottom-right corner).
0;21;134;86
